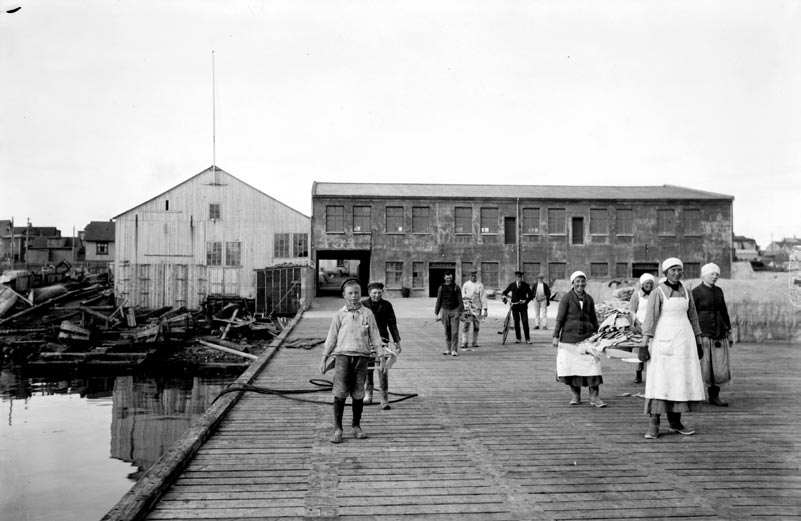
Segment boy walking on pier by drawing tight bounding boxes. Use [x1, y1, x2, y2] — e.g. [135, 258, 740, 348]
[320, 279, 382, 444]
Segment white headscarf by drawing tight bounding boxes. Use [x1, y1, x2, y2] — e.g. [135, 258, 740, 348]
[661, 257, 683, 273]
[701, 263, 720, 277]
[639, 273, 655, 285]
[569, 271, 587, 283]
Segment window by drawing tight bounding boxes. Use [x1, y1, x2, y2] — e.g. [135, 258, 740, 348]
[325, 205, 344, 233]
[549, 262, 566, 281]
[386, 206, 404, 233]
[615, 262, 628, 278]
[684, 262, 701, 278]
[412, 207, 430, 234]
[385, 262, 403, 288]
[454, 207, 472, 234]
[657, 209, 675, 236]
[225, 242, 241, 266]
[616, 208, 633, 235]
[461, 262, 473, 284]
[571, 217, 584, 245]
[683, 209, 701, 235]
[590, 209, 608, 235]
[480, 207, 499, 234]
[548, 208, 565, 235]
[480, 262, 499, 288]
[353, 206, 371, 233]
[590, 262, 608, 278]
[209, 203, 221, 220]
[523, 262, 541, 283]
[504, 217, 516, 244]
[274, 233, 290, 257]
[206, 241, 222, 266]
[522, 208, 540, 234]
[96, 242, 108, 255]
[293, 233, 308, 257]
[412, 262, 425, 289]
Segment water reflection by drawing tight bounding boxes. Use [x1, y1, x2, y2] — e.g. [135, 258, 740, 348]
[0, 369, 234, 521]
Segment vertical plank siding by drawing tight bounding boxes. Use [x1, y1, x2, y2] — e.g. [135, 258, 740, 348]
[114, 168, 310, 309]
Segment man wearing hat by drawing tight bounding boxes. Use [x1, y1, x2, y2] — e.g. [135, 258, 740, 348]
[531, 272, 552, 330]
[502, 270, 534, 344]
[461, 267, 488, 349]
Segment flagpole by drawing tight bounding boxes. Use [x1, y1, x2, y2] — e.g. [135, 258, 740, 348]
[212, 49, 217, 184]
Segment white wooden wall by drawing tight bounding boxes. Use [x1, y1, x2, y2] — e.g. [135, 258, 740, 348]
[114, 168, 310, 309]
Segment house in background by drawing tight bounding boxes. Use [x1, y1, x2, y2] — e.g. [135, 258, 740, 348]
[312, 182, 734, 298]
[733, 235, 759, 261]
[0, 224, 77, 269]
[83, 221, 116, 270]
[26, 233, 82, 266]
[114, 166, 311, 311]
[763, 236, 801, 268]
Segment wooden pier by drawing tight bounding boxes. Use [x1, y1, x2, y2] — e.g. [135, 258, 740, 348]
[106, 297, 801, 521]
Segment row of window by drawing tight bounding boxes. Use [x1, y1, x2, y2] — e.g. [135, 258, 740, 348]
[326, 205, 702, 236]
[274, 233, 309, 258]
[383, 261, 703, 289]
[206, 234, 308, 266]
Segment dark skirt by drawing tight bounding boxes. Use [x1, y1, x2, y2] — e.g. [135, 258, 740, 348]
[644, 398, 703, 415]
[558, 375, 603, 387]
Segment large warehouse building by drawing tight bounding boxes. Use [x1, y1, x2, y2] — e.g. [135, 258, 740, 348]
[311, 182, 733, 298]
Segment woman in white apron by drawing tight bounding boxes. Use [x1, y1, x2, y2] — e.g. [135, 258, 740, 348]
[552, 271, 604, 407]
[629, 273, 656, 383]
[639, 258, 705, 439]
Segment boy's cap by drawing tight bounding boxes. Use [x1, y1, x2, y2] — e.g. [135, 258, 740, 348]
[340, 278, 362, 292]
[367, 281, 384, 291]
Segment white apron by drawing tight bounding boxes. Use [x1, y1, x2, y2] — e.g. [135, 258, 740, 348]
[556, 343, 603, 377]
[644, 287, 706, 402]
[635, 292, 649, 324]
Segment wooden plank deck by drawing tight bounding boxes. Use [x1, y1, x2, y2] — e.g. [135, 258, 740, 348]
[143, 297, 801, 521]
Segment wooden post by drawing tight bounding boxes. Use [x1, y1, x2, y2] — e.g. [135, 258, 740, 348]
[220, 309, 238, 340]
[197, 339, 257, 360]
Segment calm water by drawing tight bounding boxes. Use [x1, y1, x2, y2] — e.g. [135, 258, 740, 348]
[0, 370, 234, 521]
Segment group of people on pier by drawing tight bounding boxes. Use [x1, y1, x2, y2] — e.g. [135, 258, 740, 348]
[319, 256, 733, 443]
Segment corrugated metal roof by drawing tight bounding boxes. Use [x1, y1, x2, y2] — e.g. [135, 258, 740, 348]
[84, 221, 115, 242]
[312, 182, 733, 201]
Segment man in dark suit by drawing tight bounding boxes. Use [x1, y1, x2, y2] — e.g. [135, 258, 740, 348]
[502, 270, 534, 344]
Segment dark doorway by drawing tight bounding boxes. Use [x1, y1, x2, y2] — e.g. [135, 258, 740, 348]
[504, 217, 516, 245]
[316, 250, 371, 296]
[428, 262, 456, 297]
[571, 217, 584, 245]
[632, 262, 659, 278]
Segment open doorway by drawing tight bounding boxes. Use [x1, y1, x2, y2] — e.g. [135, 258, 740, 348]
[428, 262, 456, 297]
[316, 250, 371, 296]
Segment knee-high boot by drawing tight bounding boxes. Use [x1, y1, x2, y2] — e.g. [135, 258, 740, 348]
[570, 385, 581, 405]
[589, 386, 606, 408]
[708, 385, 728, 407]
[645, 414, 660, 439]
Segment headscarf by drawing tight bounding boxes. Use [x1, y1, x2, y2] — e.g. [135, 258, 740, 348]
[639, 273, 655, 285]
[661, 257, 683, 273]
[569, 271, 587, 283]
[701, 263, 720, 278]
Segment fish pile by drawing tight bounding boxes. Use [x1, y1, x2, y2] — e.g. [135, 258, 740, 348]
[577, 309, 644, 358]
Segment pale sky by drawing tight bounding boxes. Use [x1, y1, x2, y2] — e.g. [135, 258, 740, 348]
[2, 0, 799, 249]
